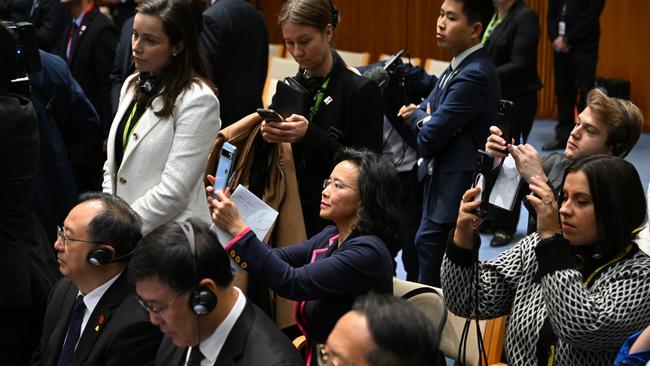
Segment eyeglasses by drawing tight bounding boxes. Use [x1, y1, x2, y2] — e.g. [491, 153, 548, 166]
[57, 225, 106, 247]
[322, 179, 356, 191]
[135, 293, 182, 314]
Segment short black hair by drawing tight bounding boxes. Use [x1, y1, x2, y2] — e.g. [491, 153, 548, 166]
[453, 0, 493, 31]
[352, 293, 440, 366]
[79, 192, 143, 258]
[128, 219, 234, 293]
[0, 22, 16, 84]
[335, 148, 402, 256]
[562, 155, 647, 258]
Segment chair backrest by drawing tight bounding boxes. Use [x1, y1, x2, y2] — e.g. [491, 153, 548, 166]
[379, 53, 421, 67]
[262, 56, 299, 107]
[336, 49, 371, 67]
[393, 278, 507, 366]
[424, 58, 450, 77]
[269, 43, 285, 58]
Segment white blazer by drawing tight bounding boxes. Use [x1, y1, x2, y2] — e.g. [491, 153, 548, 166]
[103, 74, 221, 235]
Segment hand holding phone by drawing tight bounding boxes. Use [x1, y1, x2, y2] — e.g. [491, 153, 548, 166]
[257, 108, 284, 122]
[495, 100, 515, 151]
[213, 142, 237, 194]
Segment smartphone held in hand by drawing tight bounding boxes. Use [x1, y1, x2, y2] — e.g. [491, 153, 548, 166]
[256, 108, 284, 122]
[213, 142, 237, 193]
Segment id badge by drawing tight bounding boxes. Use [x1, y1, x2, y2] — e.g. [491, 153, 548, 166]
[558, 21, 566, 36]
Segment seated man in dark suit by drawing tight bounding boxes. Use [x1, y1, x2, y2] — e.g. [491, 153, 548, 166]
[129, 220, 303, 366]
[398, 0, 500, 286]
[322, 293, 439, 366]
[32, 192, 162, 366]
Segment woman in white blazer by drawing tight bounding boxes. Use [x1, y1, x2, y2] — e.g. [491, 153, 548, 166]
[103, 0, 220, 235]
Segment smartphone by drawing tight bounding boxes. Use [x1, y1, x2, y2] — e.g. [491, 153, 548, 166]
[495, 100, 516, 150]
[213, 142, 237, 193]
[256, 108, 284, 122]
[471, 150, 493, 218]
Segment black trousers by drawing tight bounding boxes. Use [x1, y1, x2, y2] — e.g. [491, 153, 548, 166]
[398, 167, 422, 282]
[0, 302, 46, 366]
[490, 90, 538, 234]
[553, 49, 598, 141]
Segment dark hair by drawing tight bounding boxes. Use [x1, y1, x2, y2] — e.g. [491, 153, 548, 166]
[0, 22, 15, 84]
[128, 219, 234, 293]
[352, 293, 439, 366]
[79, 192, 143, 257]
[129, 0, 212, 118]
[453, 0, 493, 31]
[335, 148, 402, 256]
[278, 0, 340, 30]
[562, 155, 647, 258]
[586, 88, 643, 157]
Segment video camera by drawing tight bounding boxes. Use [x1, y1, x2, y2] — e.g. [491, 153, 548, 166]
[2, 21, 41, 95]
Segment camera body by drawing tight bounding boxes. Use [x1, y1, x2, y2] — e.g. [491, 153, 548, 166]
[2, 21, 41, 95]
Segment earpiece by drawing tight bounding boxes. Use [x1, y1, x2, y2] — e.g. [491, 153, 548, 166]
[87, 248, 113, 266]
[177, 221, 217, 316]
[138, 72, 158, 95]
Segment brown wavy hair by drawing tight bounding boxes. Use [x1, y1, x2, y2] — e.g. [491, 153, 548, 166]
[128, 0, 214, 118]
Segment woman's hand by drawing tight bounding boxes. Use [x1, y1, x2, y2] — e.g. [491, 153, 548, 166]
[205, 175, 247, 237]
[453, 187, 484, 249]
[508, 143, 548, 184]
[260, 114, 309, 144]
[527, 176, 561, 240]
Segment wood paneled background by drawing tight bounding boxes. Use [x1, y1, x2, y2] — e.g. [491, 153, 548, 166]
[257, 0, 650, 131]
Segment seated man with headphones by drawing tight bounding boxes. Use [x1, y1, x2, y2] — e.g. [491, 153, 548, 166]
[129, 220, 303, 366]
[32, 192, 162, 366]
[485, 87, 644, 233]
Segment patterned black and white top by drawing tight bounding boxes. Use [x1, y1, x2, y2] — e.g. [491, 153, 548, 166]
[442, 232, 650, 365]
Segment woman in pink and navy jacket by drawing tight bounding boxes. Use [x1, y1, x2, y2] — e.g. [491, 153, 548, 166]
[208, 148, 399, 366]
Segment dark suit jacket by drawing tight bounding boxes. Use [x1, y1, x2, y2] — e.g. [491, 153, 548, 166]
[485, 0, 542, 100]
[30, 0, 68, 52]
[110, 15, 134, 118]
[547, 0, 605, 51]
[55, 5, 118, 136]
[32, 272, 162, 366]
[200, 0, 268, 127]
[0, 87, 59, 308]
[227, 225, 393, 365]
[274, 50, 383, 236]
[154, 300, 303, 366]
[410, 47, 500, 223]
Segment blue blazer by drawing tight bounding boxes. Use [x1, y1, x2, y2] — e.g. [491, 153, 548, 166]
[410, 47, 500, 223]
[226, 225, 393, 366]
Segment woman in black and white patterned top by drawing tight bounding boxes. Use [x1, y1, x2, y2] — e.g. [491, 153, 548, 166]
[442, 155, 650, 365]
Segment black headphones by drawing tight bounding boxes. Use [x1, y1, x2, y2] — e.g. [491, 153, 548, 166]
[177, 221, 218, 316]
[137, 71, 158, 95]
[87, 246, 134, 266]
[611, 100, 632, 158]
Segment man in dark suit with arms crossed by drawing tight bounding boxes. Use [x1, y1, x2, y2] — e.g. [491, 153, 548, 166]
[398, 0, 500, 286]
[32, 192, 162, 366]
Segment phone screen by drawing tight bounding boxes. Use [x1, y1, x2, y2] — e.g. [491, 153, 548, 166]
[213, 142, 237, 192]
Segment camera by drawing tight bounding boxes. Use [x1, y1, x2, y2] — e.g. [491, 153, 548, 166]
[2, 21, 41, 95]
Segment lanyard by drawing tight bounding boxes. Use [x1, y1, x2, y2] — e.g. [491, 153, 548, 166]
[310, 75, 331, 119]
[546, 242, 634, 365]
[482, 12, 506, 44]
[122, 103, 143, 150]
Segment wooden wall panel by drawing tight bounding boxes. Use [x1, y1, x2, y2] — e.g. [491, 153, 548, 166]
[258, 0, 650, 130]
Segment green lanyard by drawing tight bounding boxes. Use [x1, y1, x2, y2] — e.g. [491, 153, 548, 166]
[122, 103, 143, 150]
[482, 12, 506, 44]
[310, 75, 331, 118]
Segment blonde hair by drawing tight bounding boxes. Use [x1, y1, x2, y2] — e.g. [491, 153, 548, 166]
[278, 0, 339, 31]
[587, 88, 644, 157]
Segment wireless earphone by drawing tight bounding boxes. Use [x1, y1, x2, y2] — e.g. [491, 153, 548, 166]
[177, 221, 217, 316]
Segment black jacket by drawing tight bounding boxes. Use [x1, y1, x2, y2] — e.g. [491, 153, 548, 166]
[547, 0, 605, 51]
[32, 273, 162, 366]
[200, 0, 269, 127]
[155, 299, 303, 366]
[485, 0, 542, 99]
[55, 5, 118, 136]
[30, 0, 68, 52]
[273, 50, 383, 236]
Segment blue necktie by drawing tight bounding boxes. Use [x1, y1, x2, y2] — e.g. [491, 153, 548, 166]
[57, 295, 86, 366]
[187, 346, 204, 366]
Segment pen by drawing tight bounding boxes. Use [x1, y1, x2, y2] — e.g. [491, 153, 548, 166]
[519, 132, 524, 145]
